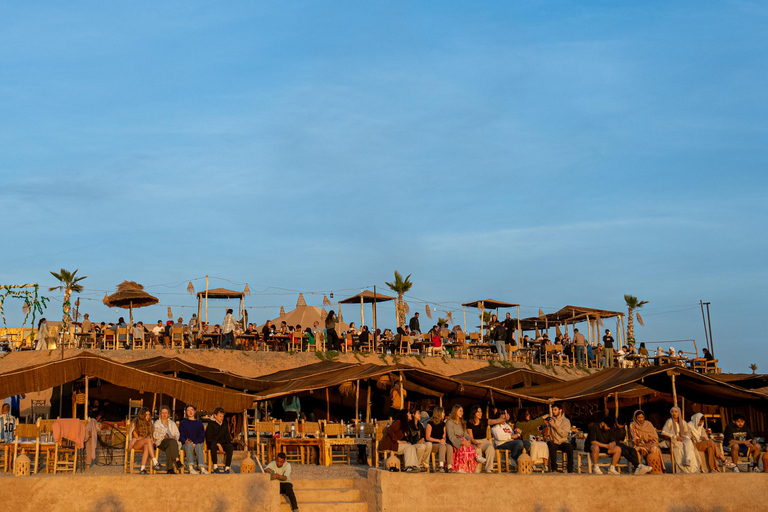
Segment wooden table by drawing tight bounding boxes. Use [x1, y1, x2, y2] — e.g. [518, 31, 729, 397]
[274, 437, 324, 465]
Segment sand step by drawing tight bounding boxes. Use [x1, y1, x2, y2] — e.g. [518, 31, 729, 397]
[279, 501, 367, 512]
[293, 488, 360, 502]
[291, 478, 355, 489]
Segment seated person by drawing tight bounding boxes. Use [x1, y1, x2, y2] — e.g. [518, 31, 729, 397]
[613, 415, 652, 475]
[638, 343, 649, 358]
[546, 403, 574, 473]
[724, 413, 762, 468]
[514, 408, 550, 467]
[262, 321, 274, 342]
[204, 407, 234, 474]
[379, 409, 420, 472]
[130, 407, 160, 474]
[491, 409, 524, 462]
[153, 405, 182, 474]
[702, 348, 714, 361]
[0, 403, 17, 443]
[586, 416, 622, 475]
[179, 404, 208, 474]
[404, 407, 433, 471]
[467, 405, 499, 473]
[357, 326, 370, 350]
[662, 406, 701, 473]
[426, 407, 453, 472]
[347, 322, 358, 336]
[630, 410, 663, 473]
[689, 412, 727, 472]
[266, 452, 299, 512]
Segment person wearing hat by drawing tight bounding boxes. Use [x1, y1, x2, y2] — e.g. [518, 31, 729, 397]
[602, 329, 615, 367]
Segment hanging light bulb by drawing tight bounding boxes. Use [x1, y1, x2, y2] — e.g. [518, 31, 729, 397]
[330, 292, 334, 299]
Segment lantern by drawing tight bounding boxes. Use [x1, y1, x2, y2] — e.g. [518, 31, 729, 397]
[517, 448, 532, 474]
[14, 449, 31, 477]
[240, 451, 256, 474]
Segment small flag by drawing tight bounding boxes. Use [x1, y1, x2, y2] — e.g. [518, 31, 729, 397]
[187, 282, 195, 296]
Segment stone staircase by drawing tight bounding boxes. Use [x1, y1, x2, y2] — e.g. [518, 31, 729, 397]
[280, 478, 367, 512]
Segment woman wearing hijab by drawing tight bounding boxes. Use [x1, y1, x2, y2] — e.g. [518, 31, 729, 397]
[630, 410, 664, 473]
[35, 318, 49, 350]
[662, 406, 701, 473]
[688, 412, 727, 472]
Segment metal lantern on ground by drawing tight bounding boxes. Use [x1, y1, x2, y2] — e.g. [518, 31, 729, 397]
[517, 448, 532, 474]
[240, 452, 256, 474]
[14, 449, 30, 477]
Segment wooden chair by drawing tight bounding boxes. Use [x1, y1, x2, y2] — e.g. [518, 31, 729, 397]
[52, 434, 78, 474]
[397, 335, 411, 355]
[31, 399, 50, 422]
[103, 329, 116, 349]
[322, 421, 350, 465]
[252, 420, 277, 464]
[170, 327, 184, 349]
[132, 329, 147, 350]
[124, 425, 155, 474]
[13, 423, 41, 474]
[38, 419, 57, 473]
[291, 332, 304, 352]
[127, 399, 143, 422]
[0, 441, 10, 473]
[115, 327, 129, 349]
[82, 332, 97, 349]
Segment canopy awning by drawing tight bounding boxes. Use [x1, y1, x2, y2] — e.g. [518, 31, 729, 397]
[196, 288, 245, 299]
[461, 299, 519, 309]
[0, 353, 256, 412]
[338, 290, 396, 304]
[451, 367, 564, 389]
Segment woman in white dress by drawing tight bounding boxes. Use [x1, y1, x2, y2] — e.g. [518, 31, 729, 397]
[35, 318, 49, 350]
[662, 406, 701, 473]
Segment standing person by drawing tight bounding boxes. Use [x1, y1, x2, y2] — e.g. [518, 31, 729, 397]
[662, 406, 701, 473]
[724, 413, 763, 469]
[379, 409, 420, 472]
[188, 314, 199, 347]
[426, 407, 452, 472]
[0, 403, 17, 443]
[153, 405, 182, 474]
[586, 416, 622, 475]
[573, 328, 586, 366]
[130, 408, 160, 474]
[491, 321, 507, 362]
[325, 311, 340, 351]
[408, 312, 420, 334]
[35, 318, 49, 350]
[80, 313, 92, 333]
[445, 405, 480, 473]
[491, 410, 524, 462]
[602, 329, 615, 367]
[220, 309, 236, 349]
[205, 407, 234, 473]
[266, 452, 300, 512]
[546, 403, 574, 473]
[466, 405, 498, 473]
[179, 404, 208, 474]
[502, 312, 517, 346]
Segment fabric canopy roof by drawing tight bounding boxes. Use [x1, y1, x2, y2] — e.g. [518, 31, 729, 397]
[253, 363, 551, 404]
[523, 364, 768, 406]
[0, 353, 257, 412]
[196, 287, 245, 299]
[461, 299, 519, 309]
[451, 367, 563, 389]
[338, 290, 395, 304]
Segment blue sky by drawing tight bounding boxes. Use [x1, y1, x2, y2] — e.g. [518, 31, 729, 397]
[1, 2, 766, 372]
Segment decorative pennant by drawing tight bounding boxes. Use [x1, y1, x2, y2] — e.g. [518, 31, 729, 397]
[425, 304, 432, 319]
[187, 282, 195, 296]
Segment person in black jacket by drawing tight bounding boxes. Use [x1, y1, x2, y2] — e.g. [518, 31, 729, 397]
[205, 407, 234, 473]
[408, 312, 420, 333]
[724, 414, 762, 467]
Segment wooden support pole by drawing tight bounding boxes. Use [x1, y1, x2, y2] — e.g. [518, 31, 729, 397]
[355, 379, 360, 422]
[243, 409, 249, 449]
[517, 306, 521, 345]
[326, 388, 330, 421]
[204, 275, 209, 324]
[171, 372, 177, 415]
[84, 375, 89, 421]
[614, 392, 619, 419]
[152, 393, 157, 416]
[366, 381, 371, 423]
[671, 373, 678, 408]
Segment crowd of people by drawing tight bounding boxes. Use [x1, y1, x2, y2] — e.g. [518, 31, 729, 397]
[379, 402, 765, 474]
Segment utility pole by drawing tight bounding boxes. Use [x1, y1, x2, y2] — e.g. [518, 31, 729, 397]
[700, 300, 710, 353]
[704, 302, 714, 356]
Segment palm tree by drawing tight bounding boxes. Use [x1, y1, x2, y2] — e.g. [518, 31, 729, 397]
[624, 294, 649, 344]
[385, 271, 413, 328]
[49, 268, 87, 340]
[749, 363, 758, 375]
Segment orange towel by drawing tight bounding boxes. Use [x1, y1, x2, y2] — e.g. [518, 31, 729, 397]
[53, 418, 86, 449]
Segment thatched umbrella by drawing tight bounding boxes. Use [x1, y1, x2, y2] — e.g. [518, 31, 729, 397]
[103, 281, 159, 338]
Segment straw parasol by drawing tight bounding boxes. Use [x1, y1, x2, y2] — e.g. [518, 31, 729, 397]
[103, 281, 159, 331]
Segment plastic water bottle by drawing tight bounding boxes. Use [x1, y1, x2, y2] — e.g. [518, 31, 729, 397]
[290, 423, 296, 438]
[359, 421, 365, 438]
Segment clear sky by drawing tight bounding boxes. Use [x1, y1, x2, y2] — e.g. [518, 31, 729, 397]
[1, 2, 766, 372]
